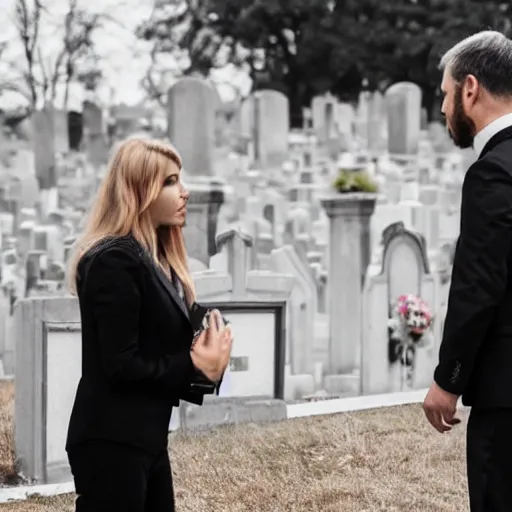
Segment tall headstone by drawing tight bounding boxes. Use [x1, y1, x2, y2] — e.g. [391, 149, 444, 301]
[247, 90, 289, 168]
[167, 77, 218, 177]
[167, 77, 224, 265]
[312, 94, 338, 144]
[53, 108, 69, 154]
[385, 82, 422, 155]
[82, 100, 107, 166]
[32, 107, 56, 190]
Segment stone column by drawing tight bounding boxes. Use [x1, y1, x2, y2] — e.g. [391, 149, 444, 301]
[321, 193, 376, 380]
[183, 179, 224, 267]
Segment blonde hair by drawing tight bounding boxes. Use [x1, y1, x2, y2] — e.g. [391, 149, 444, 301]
[66, 138, 196, 305]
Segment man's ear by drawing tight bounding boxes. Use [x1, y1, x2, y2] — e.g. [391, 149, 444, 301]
[463, 74, 479, 108]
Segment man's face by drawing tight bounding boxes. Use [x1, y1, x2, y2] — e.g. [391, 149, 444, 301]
[440, 68, 476, 149]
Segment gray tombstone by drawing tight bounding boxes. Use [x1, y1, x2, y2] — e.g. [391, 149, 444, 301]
[167, 77, 218, 177]
[300, 171, 313, 184]
[53, 108, 69, 154]
[385, 82, 422, 155]
[246, 90, 289, 168]
[263, 204, 275, 226]
[32, 108, 57, 190]
[82, 101, 107, 165]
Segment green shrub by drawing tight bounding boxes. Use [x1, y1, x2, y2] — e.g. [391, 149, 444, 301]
[333, 169, 378, 193]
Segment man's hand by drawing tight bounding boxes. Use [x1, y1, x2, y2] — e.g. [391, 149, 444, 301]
[423, 381, 461, 433]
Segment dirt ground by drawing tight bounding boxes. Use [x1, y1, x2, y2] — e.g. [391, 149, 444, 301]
[0, 380, 469, 511]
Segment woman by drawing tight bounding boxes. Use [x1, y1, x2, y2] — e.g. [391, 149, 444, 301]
[65, 138, 232, 512]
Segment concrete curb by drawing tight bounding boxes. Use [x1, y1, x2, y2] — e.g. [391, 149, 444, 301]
[0, 389, 429, 503]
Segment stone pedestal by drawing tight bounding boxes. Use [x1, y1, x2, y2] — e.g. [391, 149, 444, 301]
[183, 179, 224, 266]
[321, 193, 376, 377]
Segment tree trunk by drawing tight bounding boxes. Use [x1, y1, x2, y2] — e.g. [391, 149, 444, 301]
[421, 85, 439, 123]
[285, 68, 305, 129]
[288, 87, 303, 129]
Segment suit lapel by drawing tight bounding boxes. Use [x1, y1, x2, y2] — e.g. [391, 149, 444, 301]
[479, 125, 512, 159]
[153, 263, 191, 321]
[127, 235, 191, 323]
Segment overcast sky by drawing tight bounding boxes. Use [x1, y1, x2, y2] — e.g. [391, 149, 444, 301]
[0, 0, 251, 109]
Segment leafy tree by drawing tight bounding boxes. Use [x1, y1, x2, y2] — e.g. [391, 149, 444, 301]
[350, 0, 512, 120]
[204, 0, 367, 126]
[137, 0, 512, 124]
[136, 0, 230, 106]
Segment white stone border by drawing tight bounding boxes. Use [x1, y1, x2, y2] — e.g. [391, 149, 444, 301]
[0, 481, 75, 503]
[0, 388, 429, 504]
[287, 388, 428, 419]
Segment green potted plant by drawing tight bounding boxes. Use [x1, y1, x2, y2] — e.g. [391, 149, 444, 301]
[333, 169, 378, 194]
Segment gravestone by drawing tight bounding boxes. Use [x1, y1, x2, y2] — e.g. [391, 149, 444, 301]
[385, 82, 422, 155]
[248, 90, 290, 168]
[270, 245, 316, 376]
[15, 297, 81, 483]
[262, 203, 278, 245]
[53, 108, 69, 154]
[176, 226, 295, 428]
[263, 204, 275, 228]
[361, 222, 437, 394]
[82, 101, 108, 166]
[300, 170, 314, 184]
[312, 94, 338, 144]
[167, 77, 217, 177]
[167, 77, 225, 265]
[32, 108, 56, 190]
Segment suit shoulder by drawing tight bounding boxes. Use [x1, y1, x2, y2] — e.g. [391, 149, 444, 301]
[466, 149, 512, 187]
[475, 139, 512, 177]
[79, 236, 146, 280]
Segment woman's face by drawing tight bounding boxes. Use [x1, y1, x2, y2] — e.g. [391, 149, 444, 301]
[148, 160, 189, 228]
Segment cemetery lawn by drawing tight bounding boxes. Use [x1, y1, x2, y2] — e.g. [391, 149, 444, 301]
[0, 381, 469, 512]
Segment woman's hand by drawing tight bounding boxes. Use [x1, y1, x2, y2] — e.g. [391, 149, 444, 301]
[190, 310, 233, 382]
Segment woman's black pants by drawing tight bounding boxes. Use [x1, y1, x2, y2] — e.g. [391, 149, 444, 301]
[67, 440, 175, 512]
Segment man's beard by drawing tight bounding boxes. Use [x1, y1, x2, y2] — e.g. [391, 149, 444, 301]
[447, 86, 476, 149]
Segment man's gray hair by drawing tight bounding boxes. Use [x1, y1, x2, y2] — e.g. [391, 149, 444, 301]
[439, 30, 512, 97]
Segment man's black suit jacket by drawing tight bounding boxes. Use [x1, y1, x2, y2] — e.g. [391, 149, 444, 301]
[434, 125, 512, 408]
[66, 235, 205, 454]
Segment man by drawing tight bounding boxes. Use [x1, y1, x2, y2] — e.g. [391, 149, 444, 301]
[423, 30, 512, 511]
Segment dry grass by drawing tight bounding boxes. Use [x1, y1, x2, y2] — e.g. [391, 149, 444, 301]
[0, 380, 18, 486]
[0, 380, 469, 511]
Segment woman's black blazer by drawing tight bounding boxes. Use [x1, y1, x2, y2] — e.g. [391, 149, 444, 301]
[65, 234, 205, 454]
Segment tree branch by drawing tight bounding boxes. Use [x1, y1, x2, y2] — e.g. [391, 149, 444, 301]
[37, 46, 49, 103]
[50, 48, 67, 101]
[13, 0, 42, 107]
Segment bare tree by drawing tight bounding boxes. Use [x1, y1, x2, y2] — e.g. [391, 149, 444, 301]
[7, 0, 104, 111]
[13, 0, 43, 107]
[55, 0, 102, 108]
